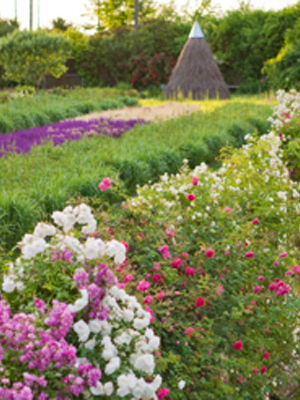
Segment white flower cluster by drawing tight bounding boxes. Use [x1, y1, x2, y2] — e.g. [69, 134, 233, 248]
[128, 130, 300, 239]
[2, 204, 127, 294]
[52, 203, 97, 234]
[268, 89, 300, 131]
[72, 286, 162, 399]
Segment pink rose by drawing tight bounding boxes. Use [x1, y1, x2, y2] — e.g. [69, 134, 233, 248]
[184, 327, 194, 337]
[158, 388, 170, 399]
[245, 252, 254, 258]
[156, 290, 165, 301]
[233, 341, 243, 351]
[124, 274, 133, 283]
[98, 177, 111, 192]
[252, 218, 259, 225]
[143, 295, 153, 305]
[171, 257, 182, 269]
[186, 267, 195, 276]
[254, 286, 262, 294]
[187, 193, 195, 202]
[137, 281, 150, 292]
[205, 249, 215, 258]
[192, 176, 199, 186]
[153, 274, 162, 283]
[146, 306, 155, 322]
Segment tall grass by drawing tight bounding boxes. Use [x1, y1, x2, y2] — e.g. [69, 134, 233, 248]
[1, 96, 273, 250]
[0, 88, 139, 134]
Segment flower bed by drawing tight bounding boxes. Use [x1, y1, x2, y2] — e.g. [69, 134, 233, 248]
[1, 204, 164, 399]
[0, 118, 146, 157]
[87, 131, 300, 399]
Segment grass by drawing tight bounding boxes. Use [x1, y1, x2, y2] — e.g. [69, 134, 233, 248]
[1, 95, 273, 251]
[0, 87, 139, 134]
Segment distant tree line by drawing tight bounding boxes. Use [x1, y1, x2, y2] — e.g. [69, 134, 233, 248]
[0, 0, 300, 91]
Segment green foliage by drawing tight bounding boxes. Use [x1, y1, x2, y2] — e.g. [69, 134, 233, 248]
[0, 87, 139, 133]
[0, 18, 19, 38]
[75, 20, 190, 87]
[0, 96, 272, 250]
[50, 17, 72, 32]
[85, 0, 157, 30]
[208, 5, 299, 86]
[0, 29, 72, 88]
[263, 42, 300, 90]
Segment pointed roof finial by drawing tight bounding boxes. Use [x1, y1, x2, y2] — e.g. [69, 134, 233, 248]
[189, 21, 205, 38]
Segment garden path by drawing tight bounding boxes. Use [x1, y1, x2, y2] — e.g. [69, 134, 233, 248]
[71, 102, 200, 122]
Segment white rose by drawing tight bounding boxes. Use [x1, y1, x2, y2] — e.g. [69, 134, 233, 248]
[102, 344, 118, 361]
[105, 356, 121, 375]
[91, 381, 114, 396]
[133, 353, 155, 375]
[81, 218, 97, 235]
[73, 203, 91, 216]
[22, 238, 46, 259]
[89, 319, 112, 335]
[117, 372, 137, 397]
[85, 337, 96, 350]
[114, 331, 132, 346]
[82, 238, 105, 260]
[2, 276, 16, 293]
[123, 309, 134, 322]
[106, 240, 126, 264]
[51, 211, 66, 227]
[33, 222, 56, 238]
[73, 320, 90, 342]
[68, 289, 89, 313]
[15, 281, 25, 292]
[63, 213, 76, 233]
[178, 380, 186, 390]
[133, 315, 150, 330]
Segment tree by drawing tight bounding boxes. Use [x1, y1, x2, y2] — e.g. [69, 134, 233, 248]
[84, 0, 157, 30]
[51, 17, 73, 32]
[0, 17, 19, 38]
[0, 29, 71, 88]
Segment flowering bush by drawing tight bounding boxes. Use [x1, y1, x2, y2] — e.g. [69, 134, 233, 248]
[0, 203, 163, 399]
[89, 132, 300, 399]
[268, 89, 300, 181]
[126, 52, 175, 89]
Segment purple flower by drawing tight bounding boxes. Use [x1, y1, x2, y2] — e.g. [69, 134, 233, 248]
[0, 118, 147, 157]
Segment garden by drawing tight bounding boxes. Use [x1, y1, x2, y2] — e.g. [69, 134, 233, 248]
[1, 1, 300, 399]
[1, 85, 300, 399]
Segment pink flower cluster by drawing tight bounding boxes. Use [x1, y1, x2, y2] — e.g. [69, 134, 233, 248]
[73, 262, 116, 320]
[269, 279, 291, 296]
[0, 261, 118, 398]
[98, 177, 112, 192]
[0, 297, 98, 399]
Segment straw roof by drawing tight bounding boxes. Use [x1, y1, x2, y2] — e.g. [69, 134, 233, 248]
[164, 21, 230, 100]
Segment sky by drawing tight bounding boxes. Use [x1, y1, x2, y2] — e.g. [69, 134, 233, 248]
[0, 0, 298, 32]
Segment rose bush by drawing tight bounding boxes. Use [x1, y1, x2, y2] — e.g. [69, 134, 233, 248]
[268, 89, 300, 181]
[126, 52, 175, 89]
[86, 131, 300, 399]
[0, 204, 163, 399]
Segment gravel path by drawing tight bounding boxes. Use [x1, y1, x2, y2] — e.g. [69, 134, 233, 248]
[72, 102, 201, 122]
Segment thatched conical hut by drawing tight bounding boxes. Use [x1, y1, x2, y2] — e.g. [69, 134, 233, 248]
[164, 21, 230, 100]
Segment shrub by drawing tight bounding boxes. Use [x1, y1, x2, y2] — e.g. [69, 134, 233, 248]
[0, 203, 164, 399]
[88, 132, 300, 399]
[127, 52, 176, 89]
[0, 29, 72, 89]
[267, 88, 300, 181]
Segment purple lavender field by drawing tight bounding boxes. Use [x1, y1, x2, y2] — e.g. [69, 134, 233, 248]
[0, 118, 146, 157]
